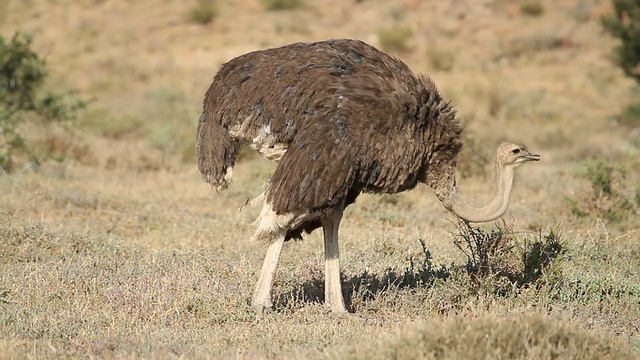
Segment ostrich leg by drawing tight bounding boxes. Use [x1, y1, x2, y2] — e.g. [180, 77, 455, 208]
[251, 234, 285, 314]
[321, 207, 348, 314]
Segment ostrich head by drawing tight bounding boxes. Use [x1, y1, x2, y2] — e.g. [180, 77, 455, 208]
[445, 142, 540, 223]
[496, 142, 540, 168]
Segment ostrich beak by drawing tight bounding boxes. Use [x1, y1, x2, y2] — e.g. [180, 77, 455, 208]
[521, 151, 540, 162]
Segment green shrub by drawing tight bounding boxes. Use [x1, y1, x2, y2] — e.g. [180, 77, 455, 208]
[0, 32, 84, 172]
[619, 100, 640, 127]
[520, 0, 544, 16]
[567, 159, 639, 225]
[0, 34, 46, 113]
[602, 0, 640, 84]
[585, 160, 614, 196]
[377, 26, 414, 53]
[186, 0, 219, 25]
[602, 0, 640, 148]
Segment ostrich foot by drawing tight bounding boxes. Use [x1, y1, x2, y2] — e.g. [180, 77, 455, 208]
[251, 302, 273, 316]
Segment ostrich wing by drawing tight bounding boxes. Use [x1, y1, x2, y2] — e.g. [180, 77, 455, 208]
[267, 112, 360, 215]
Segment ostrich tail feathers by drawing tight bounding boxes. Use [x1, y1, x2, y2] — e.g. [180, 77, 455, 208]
[196, 112, 240, 191]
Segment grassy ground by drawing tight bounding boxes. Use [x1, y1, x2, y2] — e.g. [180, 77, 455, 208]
[1, 0, 640, 358]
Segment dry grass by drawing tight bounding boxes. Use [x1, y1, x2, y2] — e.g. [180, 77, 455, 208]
[1, 157, 638, 358]
[1, 0, 640, 358]
[335, 314, 634, 360]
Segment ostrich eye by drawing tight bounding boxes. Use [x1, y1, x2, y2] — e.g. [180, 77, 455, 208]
[512, 148, 521, 154]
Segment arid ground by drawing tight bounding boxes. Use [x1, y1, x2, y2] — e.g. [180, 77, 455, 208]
[1, 0, 639, 358]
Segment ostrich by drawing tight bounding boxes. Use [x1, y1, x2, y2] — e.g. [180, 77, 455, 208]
[196, 39, 540, 315]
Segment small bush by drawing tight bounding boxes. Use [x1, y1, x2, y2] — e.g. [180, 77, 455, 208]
[567, 159, 639, 225]
[453, 220, 565, 294]
[585, 160, 614, 195]
[521, 228, 565, 285]
[0, 34, 46, 112]
[377, 26, 414, 53]
[454, 220, 519, 282]
[185, 0, 219, 25]
[261, 0, 304, 11]
[520, 0, 544, 16]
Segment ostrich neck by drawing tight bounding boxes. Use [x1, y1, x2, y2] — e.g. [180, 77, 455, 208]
[448, 165, 515, 223]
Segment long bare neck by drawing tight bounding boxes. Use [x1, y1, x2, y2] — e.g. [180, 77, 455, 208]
[447, 164, 515, 223]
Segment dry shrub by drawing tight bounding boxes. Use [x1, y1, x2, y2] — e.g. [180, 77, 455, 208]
[453, 220, 565, 295]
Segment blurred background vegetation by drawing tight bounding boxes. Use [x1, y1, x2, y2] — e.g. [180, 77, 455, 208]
[1, 0, 639, 173]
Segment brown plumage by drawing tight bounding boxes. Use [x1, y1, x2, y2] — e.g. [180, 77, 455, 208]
[197, 39, 462, 240]
[196, 39, 539, 314]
